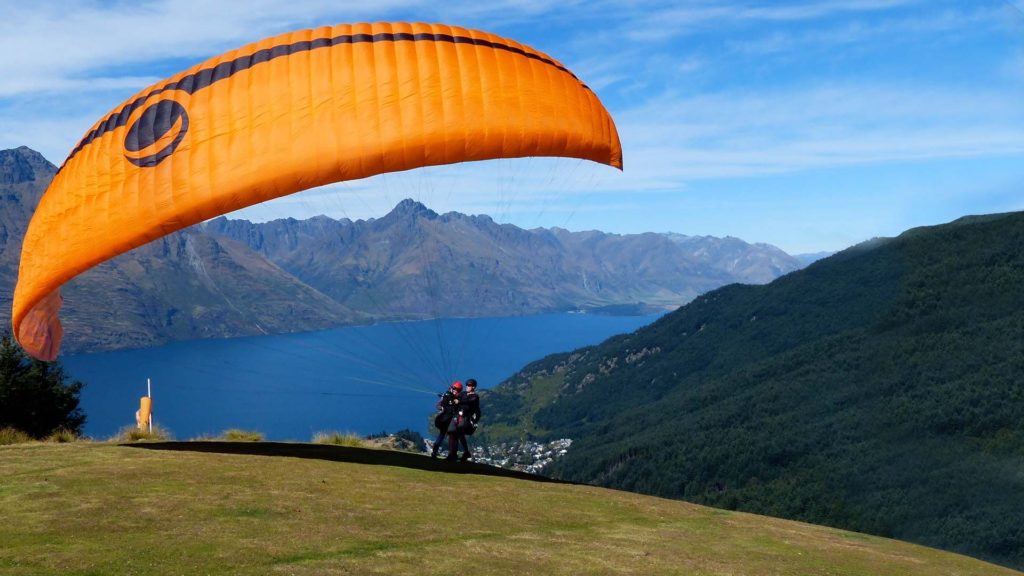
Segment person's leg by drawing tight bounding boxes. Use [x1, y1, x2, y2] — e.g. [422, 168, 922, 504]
[446, 432, 459, 459]
[431, 429, 446, 457]
[459, 434, 470, 460]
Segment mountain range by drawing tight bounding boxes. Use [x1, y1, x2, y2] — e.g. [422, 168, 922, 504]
[481, 210, 1024, 569]
[1, 146, 803, 354]
[203, 201, 801, 320]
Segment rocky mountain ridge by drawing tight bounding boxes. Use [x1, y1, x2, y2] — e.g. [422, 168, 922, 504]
[204, 200, 803, 320]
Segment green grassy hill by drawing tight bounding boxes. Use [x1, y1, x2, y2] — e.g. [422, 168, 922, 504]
[1, 442, 1018, 576]
[482, 211, 1024, 569]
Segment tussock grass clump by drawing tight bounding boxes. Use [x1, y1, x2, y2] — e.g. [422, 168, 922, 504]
[45, 428, 80, 443]
[312, 431, 366, 447]
[112, 424, 171, 443]
[220, 429, 264, 442]
[0, 426, 33, 445]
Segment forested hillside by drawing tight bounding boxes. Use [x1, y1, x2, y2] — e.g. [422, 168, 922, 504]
[483, 211, 1024, 569]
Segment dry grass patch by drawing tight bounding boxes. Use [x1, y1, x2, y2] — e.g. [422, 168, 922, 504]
[44, 428, 80, 443]
[312, 431, 366, 447]
[219, 429, 264, 442]
[0, 426, 32, 445]
[111, 424, 172, 442]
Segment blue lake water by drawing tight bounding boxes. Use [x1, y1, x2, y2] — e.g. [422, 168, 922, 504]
[64, 313, 659, 441]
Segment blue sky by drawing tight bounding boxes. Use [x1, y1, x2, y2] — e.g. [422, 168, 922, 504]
[1, 1, 1021, 253]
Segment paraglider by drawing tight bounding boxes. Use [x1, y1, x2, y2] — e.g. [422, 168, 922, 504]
[12, 22, 622, 361]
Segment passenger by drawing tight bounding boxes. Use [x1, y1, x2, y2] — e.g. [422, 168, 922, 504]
[430, 381, 462, 458]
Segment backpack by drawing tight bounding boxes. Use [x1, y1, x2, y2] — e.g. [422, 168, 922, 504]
[434, 412, 451, 431]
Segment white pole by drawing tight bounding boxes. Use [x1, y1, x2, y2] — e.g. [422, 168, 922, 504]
[147, 378, 152, 432]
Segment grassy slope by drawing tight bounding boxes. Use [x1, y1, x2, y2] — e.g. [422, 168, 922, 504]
[1, 443, 1018, 576]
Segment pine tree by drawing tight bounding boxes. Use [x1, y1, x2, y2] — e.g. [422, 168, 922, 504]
[0, 333, 85, 437]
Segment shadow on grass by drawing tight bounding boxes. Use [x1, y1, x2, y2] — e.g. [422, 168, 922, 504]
[122, 441, 570, 484]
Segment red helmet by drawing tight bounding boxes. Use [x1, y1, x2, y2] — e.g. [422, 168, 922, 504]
[452, 381, 463, 391]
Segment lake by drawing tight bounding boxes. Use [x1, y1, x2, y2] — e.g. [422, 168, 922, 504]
[64, 312, 660, 441]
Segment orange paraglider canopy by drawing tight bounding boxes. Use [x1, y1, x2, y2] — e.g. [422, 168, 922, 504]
[12, 22, 622, 361]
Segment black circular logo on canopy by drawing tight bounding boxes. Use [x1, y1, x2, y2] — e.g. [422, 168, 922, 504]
[123, 100, 189, 167]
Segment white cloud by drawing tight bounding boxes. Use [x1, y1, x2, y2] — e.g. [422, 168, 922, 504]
[726, 6, 1008, 55]
[613, 83, 1024, 181]
[0, 0, 426, 97]
[619, 0, 925, 42]
[0, 75, 163, 99]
